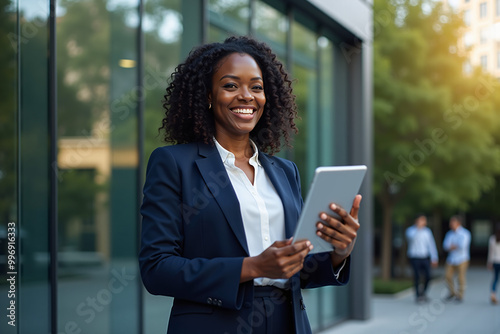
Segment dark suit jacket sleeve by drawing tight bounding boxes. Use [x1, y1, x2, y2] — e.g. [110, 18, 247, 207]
[300, 253, 351, 288]
[139, 147, 247, 310]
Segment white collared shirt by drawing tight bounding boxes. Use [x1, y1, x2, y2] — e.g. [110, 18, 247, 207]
[214, 139, 288, 288]
[488, 235, 500, 264]
[443, 226, 471, 265]
[406, 225, 439, 262]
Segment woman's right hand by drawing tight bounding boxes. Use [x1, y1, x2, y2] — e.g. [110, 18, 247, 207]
[240, 238, 313, 282]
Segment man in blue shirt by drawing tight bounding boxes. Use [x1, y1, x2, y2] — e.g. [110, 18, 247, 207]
[406, 214, 439, 303]
[443, 215, 471, 303]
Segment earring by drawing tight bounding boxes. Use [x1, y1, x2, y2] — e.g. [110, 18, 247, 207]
[208, 103, 211, 109]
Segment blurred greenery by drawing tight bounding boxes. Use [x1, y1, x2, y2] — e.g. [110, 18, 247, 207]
[373, 278, 413, 295]
[57, 0, 111, 137]
[58, 169, 104, 251]
[374, 0, 500, 280]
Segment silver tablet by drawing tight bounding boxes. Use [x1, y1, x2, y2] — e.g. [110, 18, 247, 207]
[292, 165, 367, 254]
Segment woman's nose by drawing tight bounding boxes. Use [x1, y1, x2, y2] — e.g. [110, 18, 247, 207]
[238, 88, 254, 101]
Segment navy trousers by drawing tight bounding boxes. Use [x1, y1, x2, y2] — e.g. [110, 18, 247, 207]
[251, 286, 295, 334]
[409, 257, 431, 298]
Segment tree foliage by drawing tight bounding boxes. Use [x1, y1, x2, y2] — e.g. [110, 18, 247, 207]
[373, 0, 500, 279]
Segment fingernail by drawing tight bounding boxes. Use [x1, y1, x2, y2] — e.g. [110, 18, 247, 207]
[316, 231, 321, 236]
[306, 241, 311, 247]
[331, 203, 337, 210]
[320, 213, 327, 220]
[317, 223, 323, 229]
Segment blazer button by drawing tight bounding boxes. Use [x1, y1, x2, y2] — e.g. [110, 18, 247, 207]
[217, 300, 222, 306]
[207, 297, 212, 305]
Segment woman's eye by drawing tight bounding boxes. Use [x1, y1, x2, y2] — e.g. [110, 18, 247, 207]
[252, 85, 264, 90]
[223, 83, 237, 89]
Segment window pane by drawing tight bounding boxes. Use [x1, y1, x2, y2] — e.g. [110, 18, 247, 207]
[18, 0, 52, 331]
[142, 0, 183, 332]
[291, 16, 318, 188]
[57, 0, 140, 332]
[480, 2, 487, 18]
[481, 54, 488, 70]
[318, 36, 336, 166]
[464, 9, 471, 26]
[0, 1, 20, 333]
[252, 0, 289, 149]
[208, 0, 249, 39]
[254, 0, 288, 55]
[480, 28, 488, 44]
[321, 284, 350, 326]
[290, 15, 321, 332]
[332, 44, 350, 165]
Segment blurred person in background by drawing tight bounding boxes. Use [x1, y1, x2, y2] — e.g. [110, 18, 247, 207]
[443, 215, 471, 303]
[405, 213, 439, 303]
[487, 223, 500, 305]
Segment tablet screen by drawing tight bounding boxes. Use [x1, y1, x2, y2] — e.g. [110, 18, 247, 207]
[292, 165, 367, 254]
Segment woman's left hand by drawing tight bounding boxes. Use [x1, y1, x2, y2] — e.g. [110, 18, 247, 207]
[316, 194, 362, 268]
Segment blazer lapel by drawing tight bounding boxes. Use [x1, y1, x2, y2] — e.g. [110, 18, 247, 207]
[195, 143, 250, 255]
[259, 154, 298, 238]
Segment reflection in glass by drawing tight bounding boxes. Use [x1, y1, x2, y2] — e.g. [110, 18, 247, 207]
[318, 36, 336, 167]
[57, 0, 140, 331]
[291, 17, 318, 188]
[0, 0, 18, 331]
[320, 284, 349, 327]
[253, 1, 288, 70]
[208, 0, 249, 42]
[0, 0, 17, 227]
[16, 0, 54, 329]
[254, 1, 287, 44]
[142, 0, 182, 332]
[143, 0, 182, 163]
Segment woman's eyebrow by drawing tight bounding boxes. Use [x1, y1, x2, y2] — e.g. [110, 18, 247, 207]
[220, 74, 263, 81]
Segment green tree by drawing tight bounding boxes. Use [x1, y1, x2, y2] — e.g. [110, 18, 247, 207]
[374, 0, 500, 280]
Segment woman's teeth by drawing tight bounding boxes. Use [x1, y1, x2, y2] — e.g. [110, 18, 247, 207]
[232, 108, 254, 114]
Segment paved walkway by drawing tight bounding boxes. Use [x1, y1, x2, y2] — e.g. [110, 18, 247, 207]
[319, 266, 500, 334]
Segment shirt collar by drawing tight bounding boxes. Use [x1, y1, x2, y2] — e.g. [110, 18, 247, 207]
[213, 138, 261, 167]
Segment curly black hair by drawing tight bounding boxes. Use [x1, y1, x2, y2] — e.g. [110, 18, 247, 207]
[160, 36, 298, 155]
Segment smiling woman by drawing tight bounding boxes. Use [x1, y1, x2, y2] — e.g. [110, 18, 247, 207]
[140, 36, 362, 334]
[4, 0, 373, 330]
[159, 36, 299, 155]
[210, 53, 266, 148]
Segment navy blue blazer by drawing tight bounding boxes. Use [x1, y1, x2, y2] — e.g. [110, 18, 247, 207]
[139, 142, 350, 334]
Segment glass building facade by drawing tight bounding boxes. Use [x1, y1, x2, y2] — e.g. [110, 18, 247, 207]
[0, 0, 373, 333]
